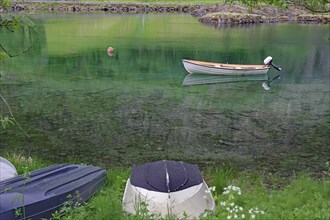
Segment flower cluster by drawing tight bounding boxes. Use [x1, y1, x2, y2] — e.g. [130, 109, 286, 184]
[219, 185, 265, 220]
[248, 208, 265, 219]
[223, 185, 242, 195]
[220, 201, 245, 219]
[205, 186, 216, 194]
[12, 153, 33, 165]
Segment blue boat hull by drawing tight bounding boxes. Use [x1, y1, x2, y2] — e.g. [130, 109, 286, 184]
[0, 164, 106, 220]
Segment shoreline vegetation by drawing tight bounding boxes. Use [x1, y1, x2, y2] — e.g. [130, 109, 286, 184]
[6, 153, 330, 220]
[5, 1, 330, 24]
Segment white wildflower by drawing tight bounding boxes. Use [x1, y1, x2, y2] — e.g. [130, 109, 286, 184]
[241, 214, 245, 219]
[227, 215, 232, 219]
[251, 214, 256, 219]
[28, 156, 33, 164]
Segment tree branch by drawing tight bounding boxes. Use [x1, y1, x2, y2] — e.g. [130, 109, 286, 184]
[0, 40, 36, 58]
[0, 94, 30, 137]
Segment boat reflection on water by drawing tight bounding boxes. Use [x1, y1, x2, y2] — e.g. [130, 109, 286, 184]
[182, 73, 268, 86]
[181, 56, 282, 87]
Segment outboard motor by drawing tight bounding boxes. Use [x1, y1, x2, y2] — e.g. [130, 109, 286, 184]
[262, 56, 282, 90]
[264, 56, 282, 71]
[264, 56, 273, 65]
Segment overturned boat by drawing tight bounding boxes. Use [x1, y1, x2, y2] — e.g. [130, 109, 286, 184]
[0, 164, 106, 220]
[0, 157, 17, 182]
[122, 160, 215, 219]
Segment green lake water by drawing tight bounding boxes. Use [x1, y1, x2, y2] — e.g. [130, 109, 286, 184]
[1, 13, 329, 174]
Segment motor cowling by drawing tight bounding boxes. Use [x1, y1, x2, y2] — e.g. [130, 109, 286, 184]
[264, 56, 273, 65]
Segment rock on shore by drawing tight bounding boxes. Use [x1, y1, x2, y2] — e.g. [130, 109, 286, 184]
[7, 1, 330, 24]
[193, 3, 329, 24]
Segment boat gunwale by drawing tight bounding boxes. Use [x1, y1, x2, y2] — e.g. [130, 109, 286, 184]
[182, 59, 270, 70]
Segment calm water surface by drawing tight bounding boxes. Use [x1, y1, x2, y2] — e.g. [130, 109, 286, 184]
[1, 13, 329, 174]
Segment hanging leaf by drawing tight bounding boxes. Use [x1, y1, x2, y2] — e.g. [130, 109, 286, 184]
[1, 115, 15, 129]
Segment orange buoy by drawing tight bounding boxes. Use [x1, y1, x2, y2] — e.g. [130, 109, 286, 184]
[107, 47, 114, 56]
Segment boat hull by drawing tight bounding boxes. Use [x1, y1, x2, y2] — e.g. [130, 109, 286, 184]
[0, 157, 17, 182]
[122, 160, 216, 219]
[182, 59, 270, 76]
[122, 180, 215, 219]
[0, 164, 106, 220]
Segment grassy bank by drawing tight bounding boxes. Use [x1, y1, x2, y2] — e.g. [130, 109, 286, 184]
[78, 0, 221, 3]
[4, 153, 330, 220]
[12, 0, 224, 3]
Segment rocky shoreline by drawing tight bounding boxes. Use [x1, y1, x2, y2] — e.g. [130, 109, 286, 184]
[5, 1, 330, 24]
[10, 2, 198, 13]
[194, 3, 330, 24]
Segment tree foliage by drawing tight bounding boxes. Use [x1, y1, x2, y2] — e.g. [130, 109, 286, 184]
[0, 0, 10, 10]
[289, 0, 330, 13]
[0, 13, 36, 57]
[224, 0, 329, 12]
[1, 0, 35, 133]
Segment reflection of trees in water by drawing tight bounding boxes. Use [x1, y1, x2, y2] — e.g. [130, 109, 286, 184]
[1, 14, 40, 134]
[0, 15, 41, 58]
[304, 45, 329, 80]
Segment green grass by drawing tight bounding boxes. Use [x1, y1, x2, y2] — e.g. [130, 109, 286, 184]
[3, 154, 330, 220]
[3, 152, 49, 174]
[77, 0, 225, 3]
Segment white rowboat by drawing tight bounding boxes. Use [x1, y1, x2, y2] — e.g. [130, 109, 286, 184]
[181, 56, 282, 89]
[182, 59, 270, 76]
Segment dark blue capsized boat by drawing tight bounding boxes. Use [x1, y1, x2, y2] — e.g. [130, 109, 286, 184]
[0, 164, 106, 220]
